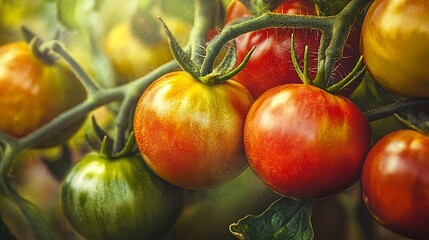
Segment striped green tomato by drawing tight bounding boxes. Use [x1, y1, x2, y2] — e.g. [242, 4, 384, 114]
[60, 153, 184, 240]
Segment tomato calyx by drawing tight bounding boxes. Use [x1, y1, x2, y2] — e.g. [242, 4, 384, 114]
[86, 117, 137, 159]
[290, 33, 365, 94]
[159, 18, 255, 85]
[22, 27, 59, 65]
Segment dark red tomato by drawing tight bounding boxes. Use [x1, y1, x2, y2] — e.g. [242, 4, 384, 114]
[0, 41, 86, 147]
[244, 84, 372, 199]
[228, 0, 361, 98]
[133, 71, 254, 190]
[361, 129, 429, 239]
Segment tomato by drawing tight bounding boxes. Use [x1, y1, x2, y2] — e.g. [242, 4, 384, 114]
[0, 41, 86, 147]
[244, 84, 372, 199]
[133, 71, 254, 189]
[103, 14, 189, 83]
[360, 0, 429, 97]
[61, 153, 184, 240]
[361, 129, 429, 239]
[228, 0, 361, 98]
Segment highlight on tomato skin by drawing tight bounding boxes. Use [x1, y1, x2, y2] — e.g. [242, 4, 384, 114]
[361, 129, 429, 240]
[360, 0, 429, 98]
[243, 84, 372, 199]
[0, 41, 87, 147]
[133, 71, 254, 190]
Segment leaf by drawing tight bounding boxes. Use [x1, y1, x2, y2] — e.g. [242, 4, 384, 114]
[229, 198, 315, 240]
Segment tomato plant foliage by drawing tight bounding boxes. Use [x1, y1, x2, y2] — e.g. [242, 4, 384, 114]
[3, 0, 429, 240]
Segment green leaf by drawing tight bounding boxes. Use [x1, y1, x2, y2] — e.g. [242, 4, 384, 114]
[159, 17, 201, 80]
[229, 198, 315, 240]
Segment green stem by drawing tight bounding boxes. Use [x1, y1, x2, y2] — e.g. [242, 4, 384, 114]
[322, 0, 369, 84]
[365, 98, 429, 122]
[201, 12, 332, 76]
[189, 0, 217, 65]
[51, 42, 101, 93]
[0, 49, 178, 240]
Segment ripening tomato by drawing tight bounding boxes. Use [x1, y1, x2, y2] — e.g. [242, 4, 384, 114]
[61, 153, 184, 240]
[0, 41, 86, 147]
[103, 14, 189, 83]
[244, 84, 372, 199]
[361, 129, 429, 239]
[133, 71, 254, 189]
[228, 0, 361, 98]
[361, 0, 429, 97]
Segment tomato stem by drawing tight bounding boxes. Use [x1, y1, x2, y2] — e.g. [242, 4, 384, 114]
[189, 0, 218, 65]
[365, 98, 429, 122]
[201, 12, 332, 76]
[50, 42, 101, 93]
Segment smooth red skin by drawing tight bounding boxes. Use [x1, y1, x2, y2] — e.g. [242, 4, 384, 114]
[230, 0, 361, 98]
[133, 71, 254, 190]
[244, 84, 372, 199]
[361, 130, 429, 239]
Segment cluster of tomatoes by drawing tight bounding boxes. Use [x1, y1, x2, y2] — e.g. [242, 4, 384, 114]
[1, 0, 428, 239]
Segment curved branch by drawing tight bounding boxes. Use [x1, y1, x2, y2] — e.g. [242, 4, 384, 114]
[201, 12, 333, 76]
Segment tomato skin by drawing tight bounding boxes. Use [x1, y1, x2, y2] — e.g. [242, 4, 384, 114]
[244, 84, 372, 199]
[361, 130, 429, 239]
[61, 153, 184, 240]
[361, 0, 429, 97]
[133, 71, 254, 190]
[0, 41, 86, 147]
[230, 0, 361, 98]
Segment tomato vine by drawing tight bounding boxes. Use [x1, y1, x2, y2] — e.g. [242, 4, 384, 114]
[2, 0, 428, 239]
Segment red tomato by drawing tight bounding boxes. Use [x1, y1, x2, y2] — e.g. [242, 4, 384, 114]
[133, 71, 254, 189]
[361, 129, 429, 239]
[228, 0, 361, 98]
[244, 84, 372, 199]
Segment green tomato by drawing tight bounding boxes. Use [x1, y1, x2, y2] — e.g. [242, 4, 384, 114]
[61, 153, 184, 240]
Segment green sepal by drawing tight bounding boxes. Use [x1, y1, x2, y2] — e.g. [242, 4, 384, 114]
[85, 116, 136, 159]
[22, 27, 58, 65]
[326, 56, 365, 94]
[229, 198, 315, 240]
[213, 41, 237, 74]
[290, 34, 311, 85]
[202, 46, 256, 84]
[159, 17, 201, 80]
